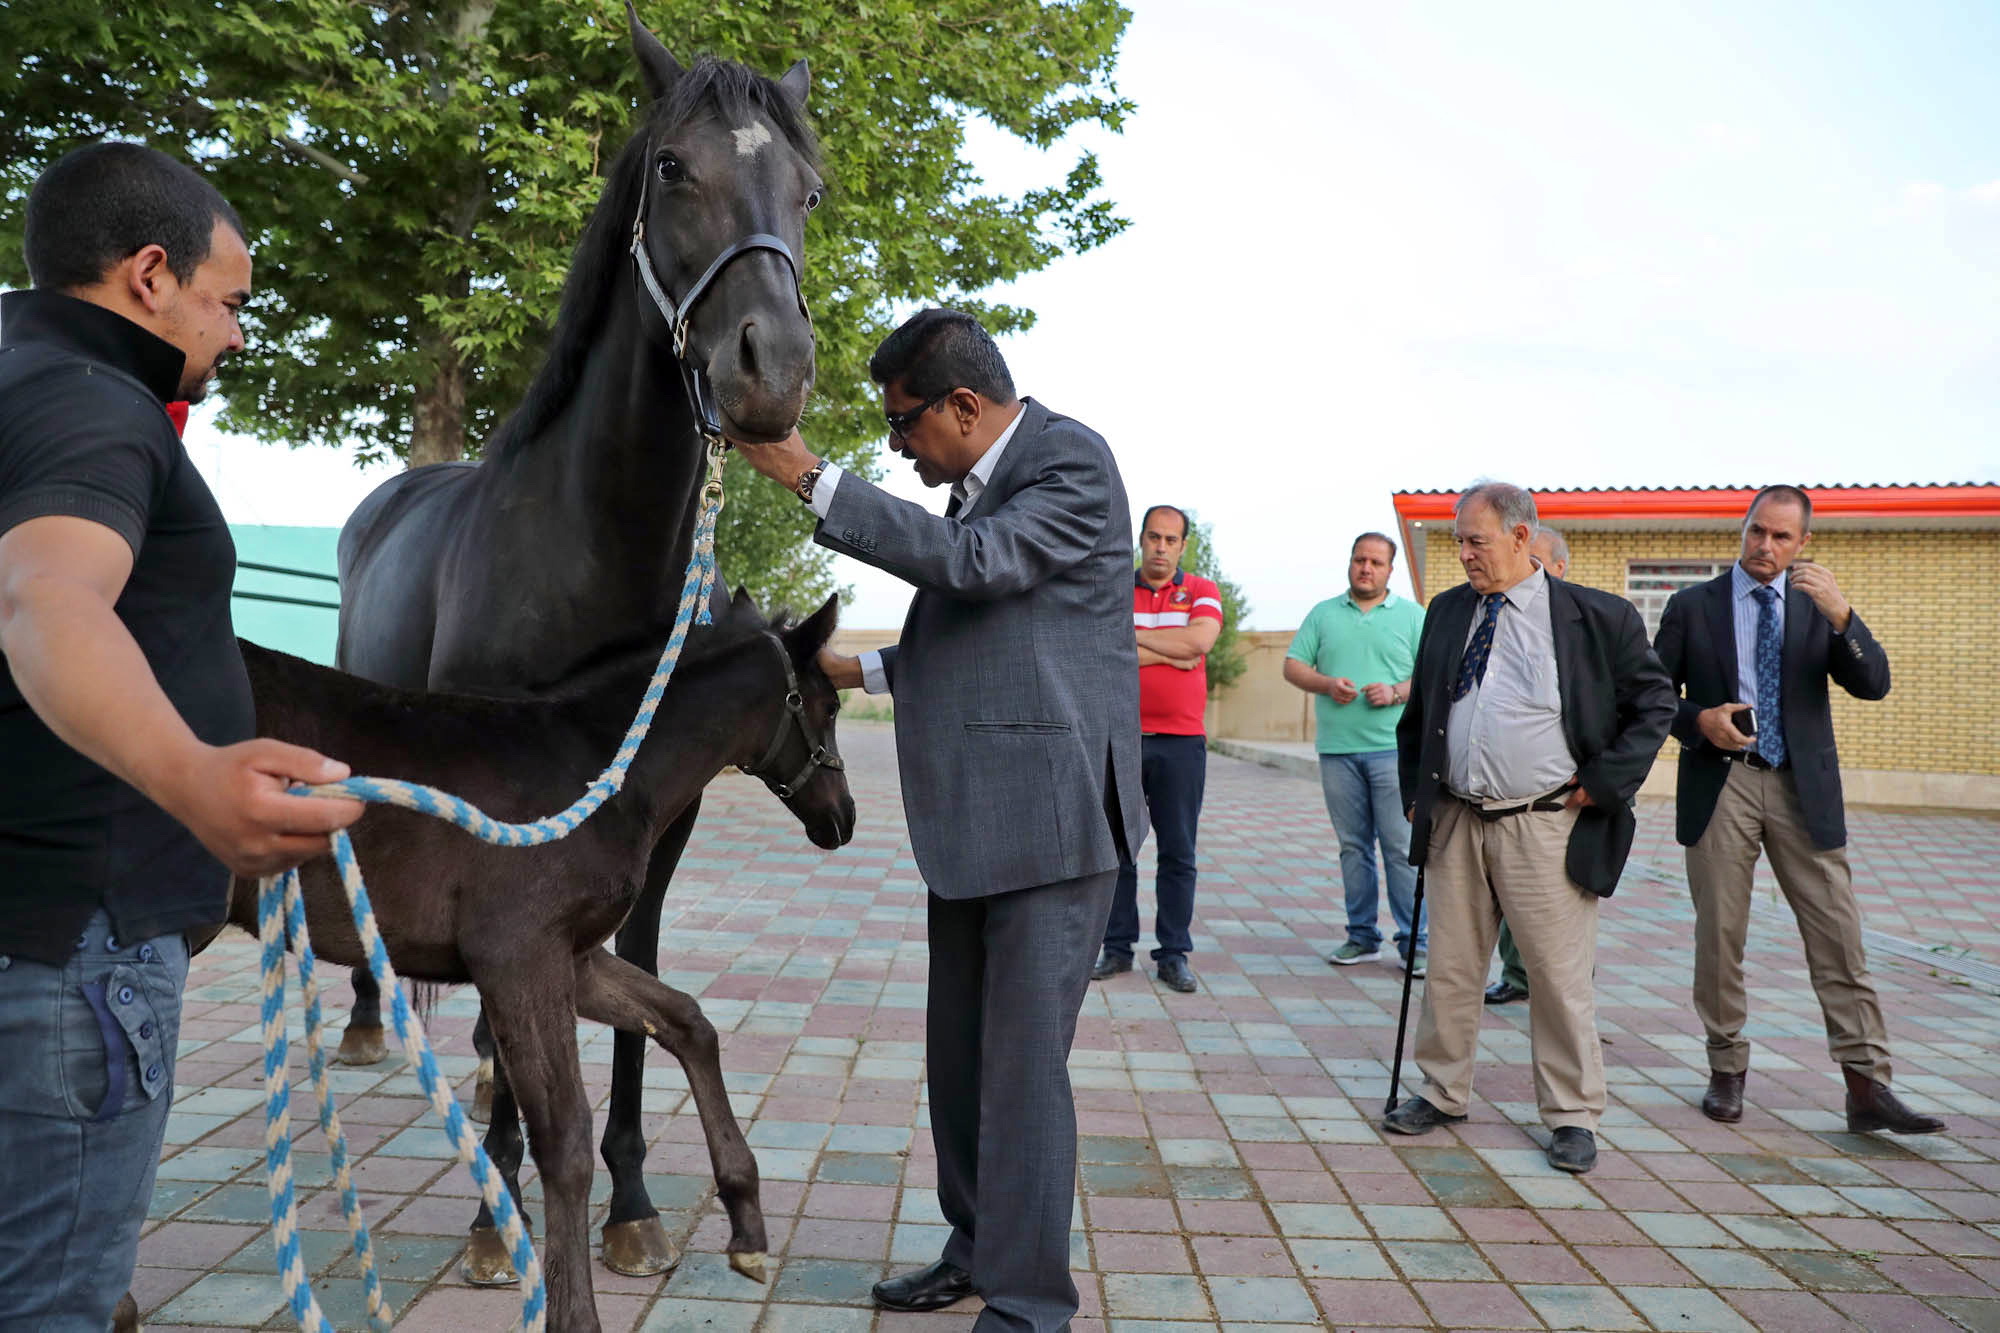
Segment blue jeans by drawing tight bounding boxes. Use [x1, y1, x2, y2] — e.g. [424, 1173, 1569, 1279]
[1105, 734, 1207, 962]
[0, 909, 189, 1331]
[1319, 750, 1426, 953]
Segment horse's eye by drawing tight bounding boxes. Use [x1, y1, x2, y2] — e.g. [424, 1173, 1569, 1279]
[805, 188, 823, 212]
[656, 154, 686, 183]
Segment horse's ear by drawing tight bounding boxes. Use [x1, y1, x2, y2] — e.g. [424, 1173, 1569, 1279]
[777, 58, 810, 109]
[626, 1, 683, 104]
[729, 584, 759, 621]
[786, 593, 840, 669]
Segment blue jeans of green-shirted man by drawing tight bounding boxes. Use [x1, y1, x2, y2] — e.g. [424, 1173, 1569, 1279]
[1319, 749, 1426, 956]
[0, 908, 188, 1331]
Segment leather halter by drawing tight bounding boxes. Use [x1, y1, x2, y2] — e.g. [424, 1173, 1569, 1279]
[628, 144, 811, 441]
[740, 633, 844, 799]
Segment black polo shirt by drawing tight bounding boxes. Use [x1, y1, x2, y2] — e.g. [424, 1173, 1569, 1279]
[0, 289, 254, 964]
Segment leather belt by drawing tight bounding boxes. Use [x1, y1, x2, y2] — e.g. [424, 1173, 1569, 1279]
[1451, 786, 1575, 822]
[1724, 750, 1787, 771]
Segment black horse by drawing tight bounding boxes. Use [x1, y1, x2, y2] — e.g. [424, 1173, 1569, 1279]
[328, 10, 822, 1280]
[229, 595, 852, 1332]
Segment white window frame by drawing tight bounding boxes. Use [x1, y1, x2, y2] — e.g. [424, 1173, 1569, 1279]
[1626, 560, 1731, 638]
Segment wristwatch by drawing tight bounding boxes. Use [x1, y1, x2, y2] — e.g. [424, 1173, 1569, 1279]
[795, 459, 827, 505]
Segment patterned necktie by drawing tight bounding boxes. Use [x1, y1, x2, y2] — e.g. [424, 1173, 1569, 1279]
[1451, 592, 1508, 701]
[1752, 584, 1787, 766]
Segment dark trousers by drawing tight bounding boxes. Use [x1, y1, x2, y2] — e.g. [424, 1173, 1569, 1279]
[930, 870, 1117, 1333]
[1104, 733, 1207, 962]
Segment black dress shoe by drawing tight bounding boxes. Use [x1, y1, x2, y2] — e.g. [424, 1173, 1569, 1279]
[1483, 980, 1529, 1005]
[1547, 1126, 1597, 1173]
[1702, 1070, 1745, 1123]
[1157, 956, 1197, 993]
[1380, 1096, 1467, 1136]
[1843, 1067, 1946, 1135]
[873, 1258, 976, 1311]
[1090, 950, 1133, 981]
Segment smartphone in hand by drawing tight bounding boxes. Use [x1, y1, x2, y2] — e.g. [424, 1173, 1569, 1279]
[1733, 706, 1756, 737]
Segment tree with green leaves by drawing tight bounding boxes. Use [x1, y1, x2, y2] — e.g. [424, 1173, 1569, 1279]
[1174, 514, 1251, 697]
[0, 0, 1131, 607]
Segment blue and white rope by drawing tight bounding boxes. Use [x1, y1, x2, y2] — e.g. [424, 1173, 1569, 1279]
[256, 461, 725, 1331]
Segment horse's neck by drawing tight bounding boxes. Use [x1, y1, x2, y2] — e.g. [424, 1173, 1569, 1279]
[608, 647, 767, 832]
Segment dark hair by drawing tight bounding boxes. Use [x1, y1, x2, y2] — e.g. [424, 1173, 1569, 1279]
[867, 307, 1016, 404]
[24, 142, 245, 290]
[1140, 504, 1190, 541]
[1352, 531, 1398, 562]
[1746, 484, 1812, 531]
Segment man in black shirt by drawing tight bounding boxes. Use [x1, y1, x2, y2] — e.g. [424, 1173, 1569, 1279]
[0, 143, 361, 1330]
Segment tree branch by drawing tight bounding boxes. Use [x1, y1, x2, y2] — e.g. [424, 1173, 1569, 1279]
[273, 133, 370, 185]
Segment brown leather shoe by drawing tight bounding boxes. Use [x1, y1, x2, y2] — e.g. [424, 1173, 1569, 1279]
[1843, 1067, 1945, 1135]
[1701, 1070, 1745, 1123]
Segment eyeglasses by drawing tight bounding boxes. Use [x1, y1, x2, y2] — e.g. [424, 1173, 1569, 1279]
[884, 391, 950, 440]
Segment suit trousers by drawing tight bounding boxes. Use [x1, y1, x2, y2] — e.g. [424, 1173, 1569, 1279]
[929, 870, 1117, 1333]
[1414, 797, 1605, 1130]
[1685, 762, 1892, 1081]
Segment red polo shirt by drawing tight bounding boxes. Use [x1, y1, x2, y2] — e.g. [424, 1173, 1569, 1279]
[1135, 570, 1224, 735]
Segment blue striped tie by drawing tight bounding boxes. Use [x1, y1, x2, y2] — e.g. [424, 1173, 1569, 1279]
[1752, 584, 1786, 767]
[1451, 592, 1507, 702]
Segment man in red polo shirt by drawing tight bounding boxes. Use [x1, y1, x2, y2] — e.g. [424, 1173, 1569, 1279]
[1091, 504, 1224, 993]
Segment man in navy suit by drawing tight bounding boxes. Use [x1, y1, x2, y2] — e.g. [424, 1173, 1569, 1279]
[1654, 485, 1943, 1134]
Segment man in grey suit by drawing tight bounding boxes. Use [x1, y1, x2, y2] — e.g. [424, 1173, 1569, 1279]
[732, 308, 1144, 1333]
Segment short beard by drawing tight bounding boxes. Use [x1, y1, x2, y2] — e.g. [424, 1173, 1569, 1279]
[177, 360, 221, 403]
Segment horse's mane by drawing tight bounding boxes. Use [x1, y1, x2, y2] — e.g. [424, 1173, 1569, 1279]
[485, 58, 820, 462]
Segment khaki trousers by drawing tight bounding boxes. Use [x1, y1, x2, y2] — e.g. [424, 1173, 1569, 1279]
[1685, 762, 1892, 1082]
[1413, 796, 1604, 1131]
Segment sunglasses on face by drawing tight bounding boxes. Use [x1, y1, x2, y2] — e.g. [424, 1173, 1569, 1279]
[884, 391, 950, 440]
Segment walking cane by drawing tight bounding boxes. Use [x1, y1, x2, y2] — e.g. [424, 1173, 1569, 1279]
[1384, 863, 1426, 1117]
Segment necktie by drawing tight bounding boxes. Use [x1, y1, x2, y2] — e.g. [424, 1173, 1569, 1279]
[1752, 584, 1787, 767]
[1451, 592, 1507, 701]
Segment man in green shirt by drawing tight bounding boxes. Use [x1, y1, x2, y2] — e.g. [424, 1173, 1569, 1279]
[1285, 533, 1429, 972]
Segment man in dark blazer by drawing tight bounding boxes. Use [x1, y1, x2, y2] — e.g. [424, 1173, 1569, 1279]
[1654, 485, 1942, 1135]
[733, 308, 1144, 1333]
[1385, 482, 1673, 1174]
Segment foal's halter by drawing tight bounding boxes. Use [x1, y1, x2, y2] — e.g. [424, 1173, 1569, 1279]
[628, 142, 811, 441]
[741, 632, 844, 799]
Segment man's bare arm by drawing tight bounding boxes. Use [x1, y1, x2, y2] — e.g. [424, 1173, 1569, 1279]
[1138, 644, 1197, 671]
[1140, 619, 1222, 657]
[0, 516, 361, 876]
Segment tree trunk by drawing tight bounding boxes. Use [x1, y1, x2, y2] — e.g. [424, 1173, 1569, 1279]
[408, 340, 466, 467]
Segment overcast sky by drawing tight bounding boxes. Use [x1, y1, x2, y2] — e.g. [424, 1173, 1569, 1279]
[186, 0, 2000, 629]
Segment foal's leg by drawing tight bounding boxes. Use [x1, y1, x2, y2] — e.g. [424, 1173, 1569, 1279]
[477, 973, 600, 1333]
[335, 965, 389, 1065]
[468, 1007, 498, 1124]
[576, 947, 767, 1280]
[461, 1048, 531, 1286]
[599, 801, 701, 1276]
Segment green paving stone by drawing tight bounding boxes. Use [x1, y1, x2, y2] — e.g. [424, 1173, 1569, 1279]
[1628, 1210, 1734, 1248]
[1927, 1297, 2000, 1332]
[1791, 1155, 1888, 1187]
[325, 1233, 466, 1282]
[1763, 1248, 1895, 1291]
[814, 1152, 903, 1185]
[220, 1228, 352, 1276]
[1209, 1275, 1319, 1322]
[302, 1276, 420, 1329]
[1081, 1162, 1172, 1197]
[663, 1251, 777, 1301]
[1385, 1240, 1495, 1280]
[1081, 1135, 1159, 1165]
[1287, 1238, 1395, 1279]
[746, 1120, 832, 1150]
[1810, 1132, 1922, 1159]
[769, 1257, 884, 1305]
[186, 1184, 286, 1226]
[1717, 1214, 1836, 1251]
[1271, 1203, 1369, 1238]
[1668, 1246, 1797, 1288]
[1517, 1283, 1647, 1330]
[824, 1124, 910, 1153]
[1166, 1166, 1254, 1199]
[642, 1173, 720, 1211]
[150, 1272, 288, 1326]
[1394, 1145, 1488, 1175]
[1419, 1170, 1522, 1209]
[1103, 1272, 1214, 1320]
[759, 1302, 877, 1332]
[156, 1146, 266, 1182]
[1619, 1285, 1757, 1332]
[1711, 1152, 1812, 1185]
[147, 1179, 218, 1220]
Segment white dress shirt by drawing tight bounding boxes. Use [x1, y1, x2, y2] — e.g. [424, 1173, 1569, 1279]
[812, 404, 1029, 695]
[1445, 564, 1574, 801]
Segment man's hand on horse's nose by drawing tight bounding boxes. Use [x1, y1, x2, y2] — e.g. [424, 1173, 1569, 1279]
[727, 429, 814, 485]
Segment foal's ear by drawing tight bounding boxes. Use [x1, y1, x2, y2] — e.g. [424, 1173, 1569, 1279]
[777, 59, 810, 109]
[627, 1, 684, 104]
[729, 584, 760, 623]
[785, 593, 841, 670]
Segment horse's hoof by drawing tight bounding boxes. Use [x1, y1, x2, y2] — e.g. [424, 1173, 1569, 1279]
[467, 1075, 494, 1125]
[111, 1290, 140, 1333]
[335, 1024, 389, 1066]
[728, 1250, 768, 1284]
[461, 1227, 519, 1286]
[601, 1217, 681, 1276]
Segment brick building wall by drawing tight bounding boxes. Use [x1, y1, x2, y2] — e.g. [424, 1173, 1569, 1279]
[1421, 529, 2000, 777]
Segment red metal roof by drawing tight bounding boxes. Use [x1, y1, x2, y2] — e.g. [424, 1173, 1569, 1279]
[1392, 483, 2000, 523]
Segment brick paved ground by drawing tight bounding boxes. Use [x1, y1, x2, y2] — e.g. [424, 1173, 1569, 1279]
[136, 724, 2000, 1330]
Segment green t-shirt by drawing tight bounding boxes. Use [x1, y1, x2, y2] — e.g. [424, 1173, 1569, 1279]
[1287, 591, 1426, 754]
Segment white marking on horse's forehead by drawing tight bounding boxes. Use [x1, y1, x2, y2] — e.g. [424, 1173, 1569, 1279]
[732, 122, 774, 157]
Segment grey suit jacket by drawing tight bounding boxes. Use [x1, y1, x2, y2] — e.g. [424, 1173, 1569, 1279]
[816, 399, 1146, 898]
